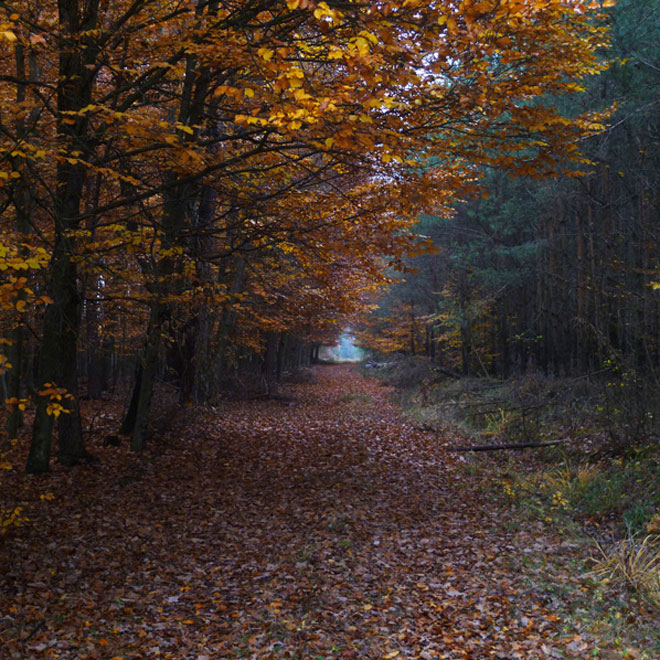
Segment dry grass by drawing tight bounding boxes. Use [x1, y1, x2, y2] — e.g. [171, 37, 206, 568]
[591, 533, 660, 610]
[545, 462, 599, 495]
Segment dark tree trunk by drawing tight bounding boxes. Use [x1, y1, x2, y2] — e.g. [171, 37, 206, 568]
[214, 256, 246, 388]
[7, 34, 40, 438]
[26, 0, 100, 473]
[131, 303, 164, 451]
[101, 337, 115, 392]
[262, 332, 279, 394]
[277, 333, 288, 380]
[119, 360, 142, 436]
[28, 241, 87, 472]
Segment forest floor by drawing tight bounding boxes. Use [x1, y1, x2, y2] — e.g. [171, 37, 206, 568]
[0, 365, 655, 659]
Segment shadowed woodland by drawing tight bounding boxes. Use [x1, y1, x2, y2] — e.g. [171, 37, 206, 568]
[1, 0, 660, 658]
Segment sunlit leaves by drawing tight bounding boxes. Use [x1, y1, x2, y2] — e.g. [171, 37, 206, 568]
[0, 24, 17, 42]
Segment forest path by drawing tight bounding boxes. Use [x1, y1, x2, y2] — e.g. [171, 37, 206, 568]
[3, 365, 569, 659]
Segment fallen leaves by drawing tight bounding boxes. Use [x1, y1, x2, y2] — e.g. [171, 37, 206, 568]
[0, 366, 625, 658]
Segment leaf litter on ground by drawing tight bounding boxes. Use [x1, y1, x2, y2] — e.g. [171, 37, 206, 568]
[0, 365, 646, 659]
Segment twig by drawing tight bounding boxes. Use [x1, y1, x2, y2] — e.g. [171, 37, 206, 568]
[21, 619, 45, 645]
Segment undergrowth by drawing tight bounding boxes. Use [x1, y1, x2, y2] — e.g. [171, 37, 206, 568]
[591, 534, 660, 610]
[368, 355, 660, 657]
[490, 451, 660, 656]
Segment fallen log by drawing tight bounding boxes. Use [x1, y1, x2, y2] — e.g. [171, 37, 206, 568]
[446, 439, 566, 452]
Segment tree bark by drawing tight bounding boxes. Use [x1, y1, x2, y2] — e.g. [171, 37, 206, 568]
[28, 240, 85, 471]
[262, 332, 280, 394]
[27, 0, 100, 473]
[119, 357, 142, 436]
[131, 303, 164, 451]
[86, 284, 103, 400]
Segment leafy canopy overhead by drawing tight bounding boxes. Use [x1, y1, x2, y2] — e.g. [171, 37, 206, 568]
[0, 0, 610, 346]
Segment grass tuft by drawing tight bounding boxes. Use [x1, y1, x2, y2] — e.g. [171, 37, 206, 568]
[591, 533, 660, 610]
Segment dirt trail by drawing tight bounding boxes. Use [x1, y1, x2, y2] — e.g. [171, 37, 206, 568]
[2, 365, 572, 659]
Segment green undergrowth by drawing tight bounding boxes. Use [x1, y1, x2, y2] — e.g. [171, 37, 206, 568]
[499, 455, 660, 536]
[469, 454, 660, 657]
[366, 356, 660, 656]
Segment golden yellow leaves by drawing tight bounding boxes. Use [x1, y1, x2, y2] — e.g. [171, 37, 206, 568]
[37, 384, 73, 417]
[5, 397, 27, 412]
[213, 85, 241, 98]
[0, 353, 12, 375]
[0, 244, 49, 273]
[314, 2, 342, 22]
[1, 506, 28, 532]
[286, 0, 330, 10]
[437, 15, 458, 33]
[285, 68, 305, 89]
[46, 402, 67, 417]
[381, 153, 403, 164]
[359, 30, 378, 46]
[234, 114, 269, 127]
[348, 36, 371, 57]
[0, 25, 17, 42]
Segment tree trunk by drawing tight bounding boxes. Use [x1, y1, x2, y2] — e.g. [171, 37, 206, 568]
[277, 333, 288, 380]
[7, 34, 40, 438]
[26, 0, 100, 473]
[131, 303, 164, 451]
[263, 332, 279, 394]
[28, 241, 86, 472]
[119, 359, 142, 435]
[214, 256, 246, 388]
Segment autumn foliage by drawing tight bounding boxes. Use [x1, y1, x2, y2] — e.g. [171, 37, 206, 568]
[0, 0, 610, 472]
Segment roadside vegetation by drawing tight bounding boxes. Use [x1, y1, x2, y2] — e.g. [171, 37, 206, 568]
[366, 355, 660, 658]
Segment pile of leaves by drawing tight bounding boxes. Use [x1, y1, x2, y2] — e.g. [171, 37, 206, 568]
[0, 366, 648, 659]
